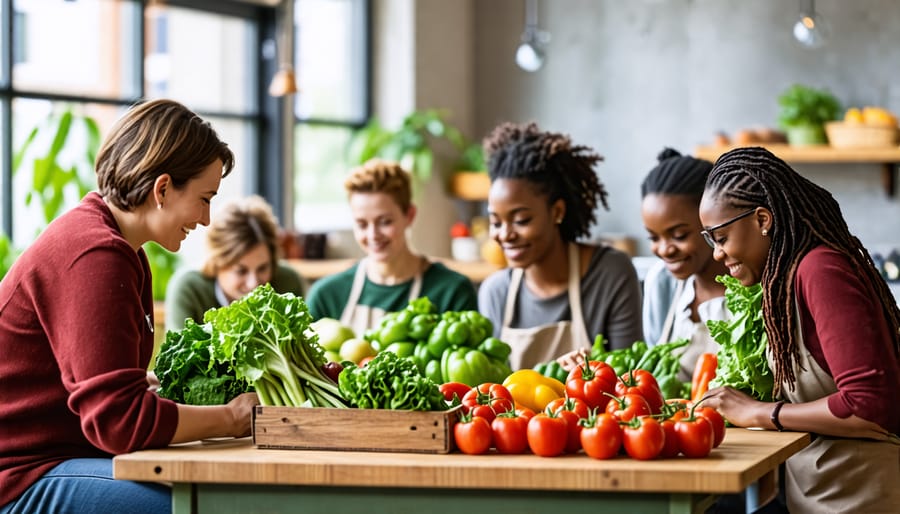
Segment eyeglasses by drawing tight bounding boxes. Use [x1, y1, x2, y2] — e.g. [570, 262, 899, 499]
[700, 208, 757, 249]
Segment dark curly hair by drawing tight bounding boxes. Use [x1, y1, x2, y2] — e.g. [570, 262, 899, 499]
[705, 146, 900, 396]
[641, 147, 713, 200]
[483, 122, 608, 242]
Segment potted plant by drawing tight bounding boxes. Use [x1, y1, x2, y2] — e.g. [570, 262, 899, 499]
[777, 84, 842, 145]
[347, 109, 467, 183]
[7, 104, 179, 298]
[449, 141, 490, 201]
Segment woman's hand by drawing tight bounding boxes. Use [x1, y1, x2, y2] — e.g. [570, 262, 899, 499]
[556, 348, 588, 372]
[146, 371, 160, 392]
[225, 392, 260, 438]
[698, 386, 773, 429]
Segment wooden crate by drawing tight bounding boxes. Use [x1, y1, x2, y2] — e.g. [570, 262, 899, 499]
[252, 405, 461, 454]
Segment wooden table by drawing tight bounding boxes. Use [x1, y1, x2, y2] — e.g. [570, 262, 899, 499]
[113, 428, 809, 514]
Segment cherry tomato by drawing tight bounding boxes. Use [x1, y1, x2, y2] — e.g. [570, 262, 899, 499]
[622, 416, 665, 460]
[580, 412, 622, 460]
[462, 383, 514, 423]
[674, 416, 714, 458]
[694, 406, 726, 448]
[454, 414, 492, 455]
[658, 418, 681, 458]
[565, 360, 618, 410]
[606, 392, 652, 422]
[616, 369, 664, 414]
[526, 412, 568, 457]
[491, 411, 529, 454]
[545, 396, 589, 453]
[439, 382, 472, 404]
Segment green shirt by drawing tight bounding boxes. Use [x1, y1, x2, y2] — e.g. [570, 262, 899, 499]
[306, 261, 477, 320]
[164, 262, 306, 332]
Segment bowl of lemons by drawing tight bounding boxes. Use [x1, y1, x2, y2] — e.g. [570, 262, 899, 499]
[826, 107, 899, 148]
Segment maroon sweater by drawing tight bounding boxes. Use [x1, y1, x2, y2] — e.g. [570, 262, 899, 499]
[795, 246, 900, 434]
[0, 193, 178, 506]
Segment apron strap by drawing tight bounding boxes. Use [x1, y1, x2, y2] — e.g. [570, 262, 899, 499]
[502, 268, 524, 329]
[339, 258, 368, 326]
[566, 243, 590, 346]
[408, 258, 426, 301]
[658, 279, 686, 346]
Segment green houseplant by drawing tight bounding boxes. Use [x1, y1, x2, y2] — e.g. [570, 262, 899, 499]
[777, 84, 842, 145]
[347, 109, 471, 185]
[4, 104, 179, 299]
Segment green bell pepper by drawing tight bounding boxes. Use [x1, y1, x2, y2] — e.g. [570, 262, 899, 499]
[425, 359, 443, 384]
[382, 341, 416, 359]
[379, 319, 409, 346]
[426, 319, 452, 359]
[445, 347, 493, 387]
[445, 321, 470, 347]
[476, 336, 511, 362]
[408, 313, 439, 341]
[412, 342, 431, 375]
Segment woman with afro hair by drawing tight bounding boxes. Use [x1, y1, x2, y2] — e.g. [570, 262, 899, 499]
[477, 122, 643, 370]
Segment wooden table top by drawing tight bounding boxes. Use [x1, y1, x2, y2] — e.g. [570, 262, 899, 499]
[114, 428, 809, 494]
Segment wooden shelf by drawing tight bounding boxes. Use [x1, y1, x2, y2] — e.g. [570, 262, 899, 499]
[695, 144, 900, 197]
[287, 258, 501, 284]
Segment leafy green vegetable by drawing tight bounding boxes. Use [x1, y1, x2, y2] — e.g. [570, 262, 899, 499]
[338, 351, 446, 411]
[203, 283, 346, 408]
[155, 319, 252, 405]
[706, 275, 774, 401]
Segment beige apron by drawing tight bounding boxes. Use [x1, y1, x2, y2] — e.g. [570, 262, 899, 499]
[339, 258, 423, 337]
[767, 305, 900, 514]
[659, 279, 721, 382]
[501, 243, 590, 370]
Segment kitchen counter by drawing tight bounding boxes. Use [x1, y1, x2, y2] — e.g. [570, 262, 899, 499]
[113, 428, 809, 514]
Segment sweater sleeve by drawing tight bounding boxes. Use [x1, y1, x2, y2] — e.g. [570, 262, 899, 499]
[42, 245, 178, 453]
[796, 248, 900, 433]
[585, 248, 644, 351]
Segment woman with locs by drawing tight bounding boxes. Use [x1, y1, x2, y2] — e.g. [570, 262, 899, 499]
[478, 122, 643, 370]
[698, 146, 900, 513]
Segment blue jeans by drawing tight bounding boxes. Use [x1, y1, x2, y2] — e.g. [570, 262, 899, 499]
[0, 458, 170, 514]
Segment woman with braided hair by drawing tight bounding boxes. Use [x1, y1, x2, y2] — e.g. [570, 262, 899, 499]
[698, 146, 900, 513]
[640, 148, 730, 381]
[478, 122, 643, 370]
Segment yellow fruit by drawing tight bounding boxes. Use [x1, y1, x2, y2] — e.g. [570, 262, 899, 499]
[480, 239, 507, 267]
[844, 107, 863, 124]
[862, 106, 898, 127]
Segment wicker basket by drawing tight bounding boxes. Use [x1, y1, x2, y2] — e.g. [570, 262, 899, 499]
[825, 121, 899, 148]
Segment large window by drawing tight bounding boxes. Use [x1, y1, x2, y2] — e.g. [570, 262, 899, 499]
[292, 0, 369, 232]
[0, 0, 271, 268]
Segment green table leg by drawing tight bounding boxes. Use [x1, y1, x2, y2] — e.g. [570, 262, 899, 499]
[170, 484, 717, 514]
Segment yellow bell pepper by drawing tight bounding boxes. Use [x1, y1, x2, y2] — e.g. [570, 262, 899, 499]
[502, 369, 566, 412]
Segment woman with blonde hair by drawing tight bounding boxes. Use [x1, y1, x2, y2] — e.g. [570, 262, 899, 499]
[165, 194, 305, 331]
[306, 158, 477, 334]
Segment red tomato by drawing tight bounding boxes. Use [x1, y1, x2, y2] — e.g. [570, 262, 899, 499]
[606, 393, 652, 422]
[663, 399, 691, 422]
[622, 416, 666, 460]
[450, 221, 471, 238]
[658, 418, 681, 458]
[491, 412, 529, 454]
[674, 416, 714, 458]
[694, 406, 726, 448]
[526, 412, 568, 457]
[439, 382, 472, 404]
[461, 383, 514, 423]
[565, 360, 618, 410]
[580, 412, 622, 460]
[454, 415, 492, 455]
[615, 370, 664, 414]
[545, 396, 589, 453]
[515, 406, 536, 421]
[358, 355, 375, 367]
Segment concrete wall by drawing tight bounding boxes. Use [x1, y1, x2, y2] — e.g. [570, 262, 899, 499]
[468, 0, 900, 257]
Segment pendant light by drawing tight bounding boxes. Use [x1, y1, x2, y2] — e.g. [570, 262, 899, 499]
[515, 0, 550, 72]
[793, 0, 830, 49]
[269, 0, 298, 97]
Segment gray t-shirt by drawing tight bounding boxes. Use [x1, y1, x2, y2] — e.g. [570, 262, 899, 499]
[477, 245, 644, 352]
